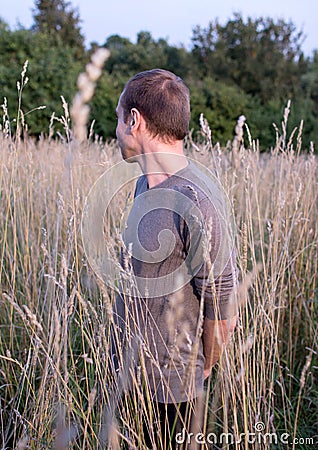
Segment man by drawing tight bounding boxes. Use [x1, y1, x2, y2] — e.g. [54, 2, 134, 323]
[111, 69, 238, 449]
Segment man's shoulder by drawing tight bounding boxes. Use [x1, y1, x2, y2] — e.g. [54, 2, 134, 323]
[133, 161, 225, 209]
[173, 161, 221, 204]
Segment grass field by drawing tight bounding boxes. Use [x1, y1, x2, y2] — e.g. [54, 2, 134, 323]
[0, 79, 317, 448]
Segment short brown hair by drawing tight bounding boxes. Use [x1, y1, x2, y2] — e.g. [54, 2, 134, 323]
[120, 69, 190, 141]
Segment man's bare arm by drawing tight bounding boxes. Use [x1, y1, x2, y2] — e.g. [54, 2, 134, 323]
[202, 315, 238, 379]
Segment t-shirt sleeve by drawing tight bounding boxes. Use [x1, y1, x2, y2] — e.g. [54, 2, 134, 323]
[185, 195, 238, 320]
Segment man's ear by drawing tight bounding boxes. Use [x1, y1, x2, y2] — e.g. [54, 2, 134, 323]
[130, 108, 141, 131]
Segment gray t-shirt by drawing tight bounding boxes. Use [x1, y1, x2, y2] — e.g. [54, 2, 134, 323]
[113, 161, 237, 403]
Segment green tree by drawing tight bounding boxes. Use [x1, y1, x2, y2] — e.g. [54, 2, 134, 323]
[191, 13, 307, 103]
[104, 32, 167, 76]
[89, 72, 126, 138]
[0, 17, 9, 32]
[32, 0, 85, 59]
[0, 26, 81, 135]
[103, 31, 191, 79]
[189, 77, 252, 144]
[302, 50, 318, 111]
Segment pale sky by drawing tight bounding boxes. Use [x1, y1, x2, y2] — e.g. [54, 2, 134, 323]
[1, 0, 317, 56]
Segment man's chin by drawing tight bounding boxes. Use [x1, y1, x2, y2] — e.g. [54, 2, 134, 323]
[120, 148, 128, 161]
[122, 153, 137, 164]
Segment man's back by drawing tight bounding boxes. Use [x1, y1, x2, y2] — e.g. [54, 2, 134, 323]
[113, 160, 237, 404]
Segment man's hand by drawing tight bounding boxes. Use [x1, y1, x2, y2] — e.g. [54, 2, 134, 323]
[202, 315, 238, 379]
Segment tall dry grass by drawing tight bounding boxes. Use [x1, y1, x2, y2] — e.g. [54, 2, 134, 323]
[0, 66, 317, 448]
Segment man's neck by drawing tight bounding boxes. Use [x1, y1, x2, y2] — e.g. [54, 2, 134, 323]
[138, 140, 188, 188]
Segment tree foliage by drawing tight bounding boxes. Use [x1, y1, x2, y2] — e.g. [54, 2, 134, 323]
[191, 13, 307, 103]
[104, 31, 191, 79]
[0, 24, 81, 134]
[0, 8, 317, 150]
[32, 0, 85, 59]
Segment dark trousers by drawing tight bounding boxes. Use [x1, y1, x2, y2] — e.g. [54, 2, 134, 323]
[143, 398, 203, 450]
